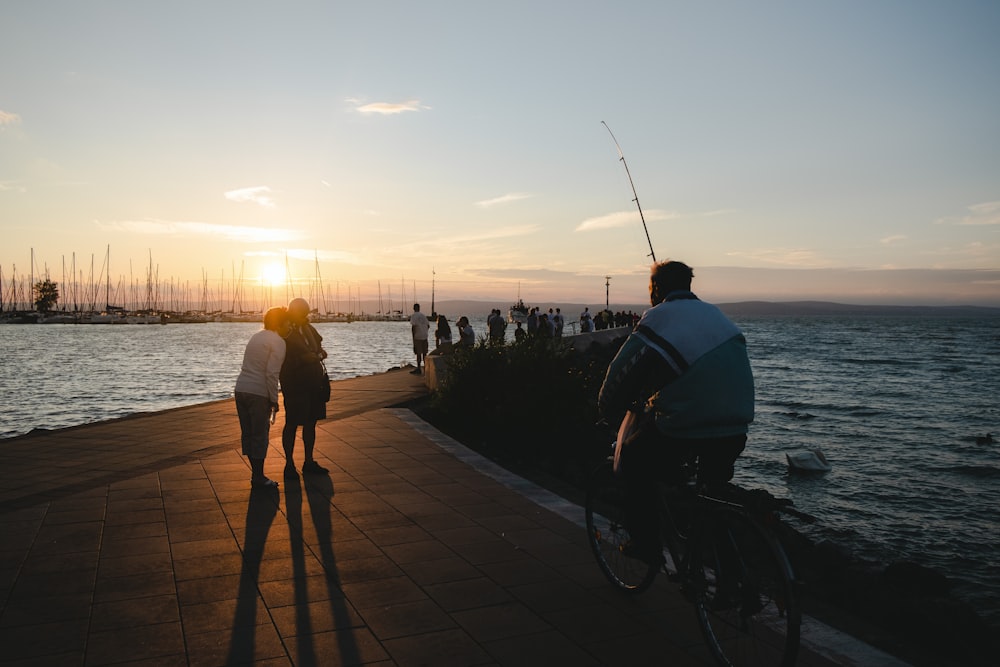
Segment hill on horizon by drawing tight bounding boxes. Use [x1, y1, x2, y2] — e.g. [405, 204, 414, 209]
[427, 299, 1000, 319]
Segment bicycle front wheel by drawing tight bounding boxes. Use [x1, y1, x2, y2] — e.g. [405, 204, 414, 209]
[685, 509, 801, 666]
[585, 461, 658, 594]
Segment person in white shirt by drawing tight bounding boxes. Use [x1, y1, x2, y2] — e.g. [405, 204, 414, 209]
[553, 308, 565, 338]
[235, 307, 290, 489]
[409, 303, 430, 374]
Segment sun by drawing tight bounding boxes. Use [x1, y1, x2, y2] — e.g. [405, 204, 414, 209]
[260, 263, 287, 288]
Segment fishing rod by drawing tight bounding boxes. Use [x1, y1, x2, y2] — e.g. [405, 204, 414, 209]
[601, 121, 657, 262]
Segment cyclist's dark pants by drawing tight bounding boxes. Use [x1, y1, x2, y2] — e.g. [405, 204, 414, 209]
[619, 430, 747, 556]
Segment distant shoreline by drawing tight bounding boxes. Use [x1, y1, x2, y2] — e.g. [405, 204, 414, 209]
[718, 300, 1000, 318]
[428, 299, 1000, 319]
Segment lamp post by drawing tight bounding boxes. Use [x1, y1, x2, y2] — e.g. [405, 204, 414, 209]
[605, 275, 611, 311]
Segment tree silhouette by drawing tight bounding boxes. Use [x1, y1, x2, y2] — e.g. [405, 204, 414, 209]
[33, 279, 60, 313]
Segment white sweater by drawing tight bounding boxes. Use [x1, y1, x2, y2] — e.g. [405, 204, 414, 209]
[234, 329, 286, 402]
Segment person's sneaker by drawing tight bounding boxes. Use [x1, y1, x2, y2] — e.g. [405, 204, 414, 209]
[283, 465, 299, 480]
[302, 460, 329, 475]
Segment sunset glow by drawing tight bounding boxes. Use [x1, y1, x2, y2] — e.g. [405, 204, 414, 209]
[2, 2, 998, 307]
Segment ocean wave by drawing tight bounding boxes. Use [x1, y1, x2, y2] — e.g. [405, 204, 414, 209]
[932, 464, 1000, 479]
[842, 357, 916, 366]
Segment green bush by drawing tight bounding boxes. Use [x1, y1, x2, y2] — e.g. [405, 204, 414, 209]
[430, 333, 627, 484]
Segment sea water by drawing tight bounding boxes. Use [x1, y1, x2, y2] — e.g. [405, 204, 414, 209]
[1, 316, 998, 624]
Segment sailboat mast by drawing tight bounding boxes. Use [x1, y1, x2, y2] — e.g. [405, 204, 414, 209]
[105, 245, 111, 310]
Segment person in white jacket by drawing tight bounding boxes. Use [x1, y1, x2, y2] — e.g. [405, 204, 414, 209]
[235, 307, 290, 489]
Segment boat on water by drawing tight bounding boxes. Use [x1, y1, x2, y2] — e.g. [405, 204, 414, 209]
[508, 298, 528, 324]
[786, 448, 832, 473]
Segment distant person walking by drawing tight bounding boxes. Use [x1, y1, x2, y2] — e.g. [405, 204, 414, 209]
[410, 303, 430, 374]
[280, 298, 329, 479]
[235, 307, 290, 489]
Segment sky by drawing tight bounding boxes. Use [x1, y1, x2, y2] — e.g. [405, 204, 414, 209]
[2, 0, 999, 309]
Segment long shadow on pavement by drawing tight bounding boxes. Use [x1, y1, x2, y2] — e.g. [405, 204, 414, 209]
[283, 474, 363, 664]
[226, 486, 279, 664]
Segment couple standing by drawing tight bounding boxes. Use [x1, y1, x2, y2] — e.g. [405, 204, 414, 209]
[234, 297, 330, 489]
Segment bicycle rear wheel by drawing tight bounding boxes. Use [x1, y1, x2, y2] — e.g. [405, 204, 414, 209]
[585, 461, 658, 594]
[685, 509, 800, 666]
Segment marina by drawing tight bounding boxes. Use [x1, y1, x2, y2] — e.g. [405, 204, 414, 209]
[0, 248, 423, 325]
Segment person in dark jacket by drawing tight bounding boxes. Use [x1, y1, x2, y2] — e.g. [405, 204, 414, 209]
[280, 298, 329, 478]
[598, 261, 755, 564]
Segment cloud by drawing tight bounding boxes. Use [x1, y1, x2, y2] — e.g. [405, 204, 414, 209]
[475, 192, 532, 208]
[224, 186, 275, 208]
[284, 248, 363, 264]
[880, 234, 907, 245]
[726, 248, 836, 268]
[96, 219, 304, 243]
[0, 110, 21, 126]
[0, 181, 26, 193]
[935, 201, 1000, 226]
[575, 209, 677, 232]
[449, 224, 540, 244]
[349, 98, 429, 115]
[378, 224, 541, 262]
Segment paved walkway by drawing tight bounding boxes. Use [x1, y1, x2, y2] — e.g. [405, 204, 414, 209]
[0, 368, 906, 666]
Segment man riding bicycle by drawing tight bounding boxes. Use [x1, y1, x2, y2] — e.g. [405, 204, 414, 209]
[598, 261, 755, 565]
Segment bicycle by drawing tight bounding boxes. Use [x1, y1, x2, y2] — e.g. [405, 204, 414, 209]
[585, 446, 815, 666]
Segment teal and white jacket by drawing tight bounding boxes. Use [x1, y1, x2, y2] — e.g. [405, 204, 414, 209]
[598, 291, 755, 439]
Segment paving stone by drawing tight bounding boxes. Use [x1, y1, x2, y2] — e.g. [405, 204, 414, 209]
[422, 576, 513, 613]
[452, 601, 551, 643]
[176, 574, 246, 606]
[90, 594, 180, 631]
[358, 598, 455, 640]
[85, 621, 185, 666]
[0, 618, 89, 660]
[270, 597, 366, 638]
[397, 555, 481, 587]
[99, 536, 170, 559]
[284, 626, 389, 667]
[98, 550, 174, 579]
[185, 622, 287, 666]
[340, 575, 428, 611]
[383, 627, 493, 666]
[332, 554, 404, 583]
[0, 592, 93, 627]
[483, 629, 602, 666]
[171, 553, 245, 581]
[181, 597, 271, 634]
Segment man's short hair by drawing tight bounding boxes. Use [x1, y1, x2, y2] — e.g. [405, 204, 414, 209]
[413, 303, 420, 312]
[650, 261, 694, 303]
